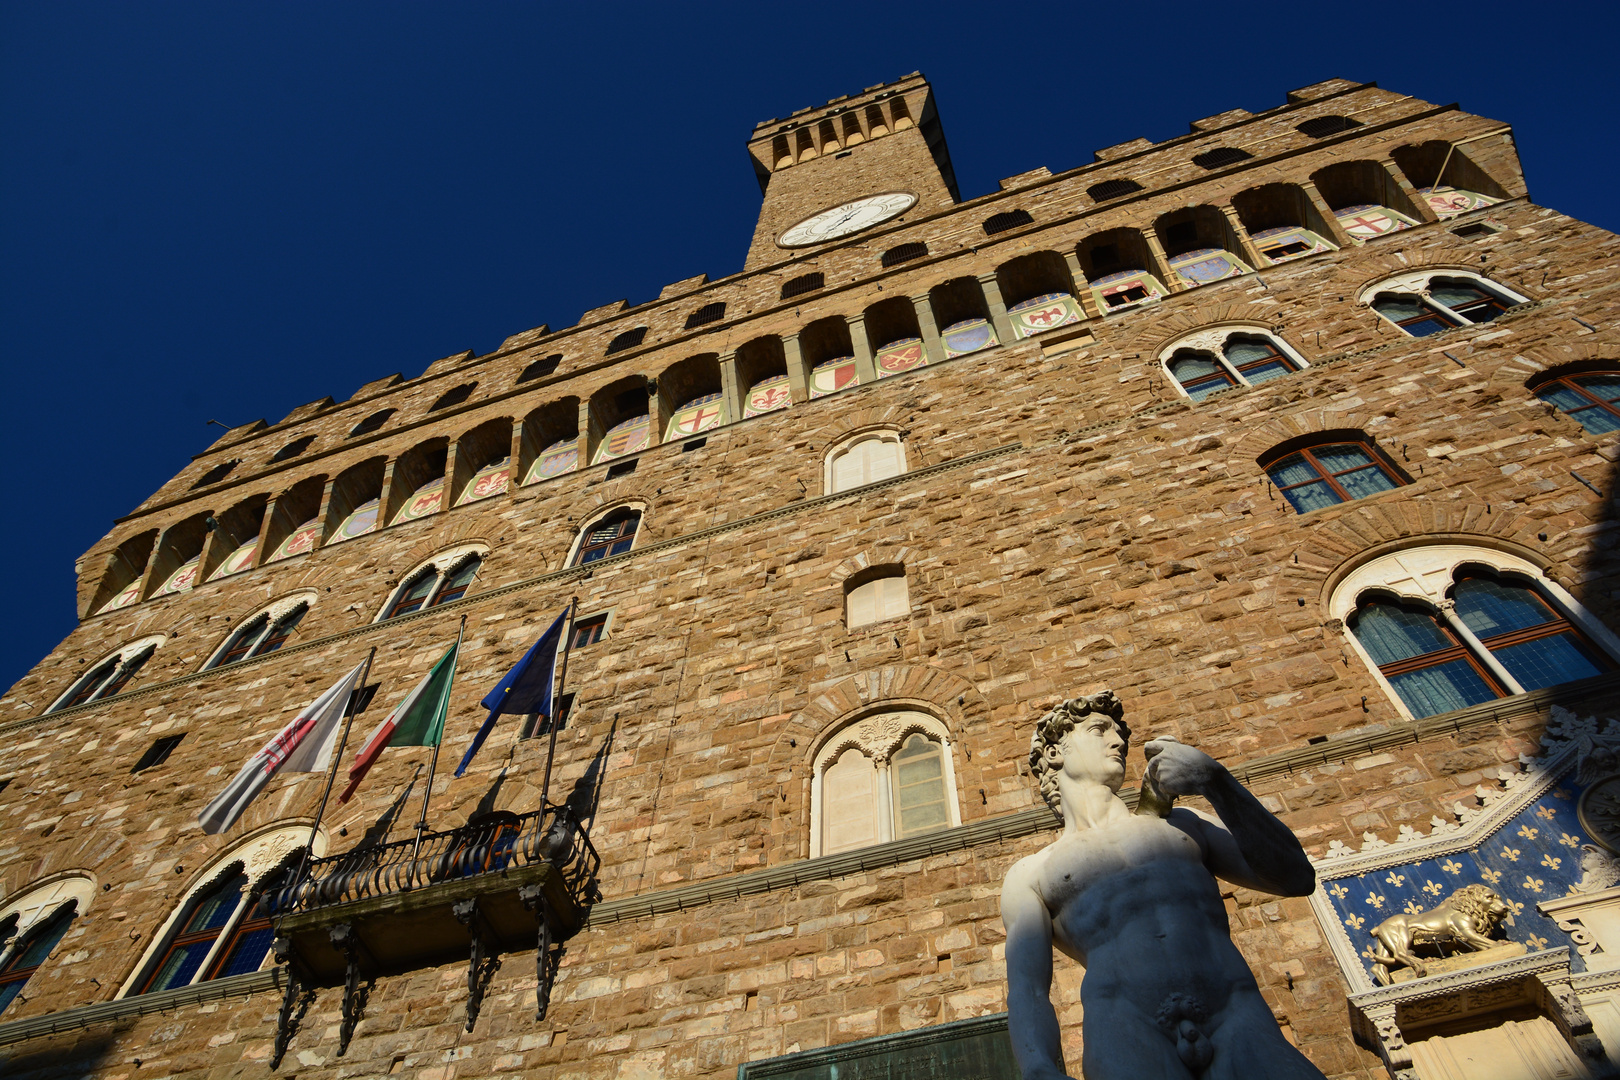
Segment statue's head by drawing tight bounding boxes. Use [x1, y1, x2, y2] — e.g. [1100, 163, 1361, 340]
[1029, 692, 1129, 809]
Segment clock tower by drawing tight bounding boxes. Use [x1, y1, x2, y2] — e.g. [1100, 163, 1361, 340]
[743, 73, 961, 271]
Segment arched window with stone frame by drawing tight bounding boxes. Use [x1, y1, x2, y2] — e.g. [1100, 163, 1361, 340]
[1361, 270, 1527, 338]
[48, 635, 165, 712]
[204, 592, 316, 669]
[1531, 366, 1620, 436]
[845, 565, 910, 629]
[120, 828, 316, 998]
[1329, 545, 1620, 721]
[1159, 326, 1309, 401]
[568, 506, 643, 567]
[0, 874, 95, 1016]
[825, 429, 907, 494]
[809, 711, 961, 858]
[378, 547, 486, 621]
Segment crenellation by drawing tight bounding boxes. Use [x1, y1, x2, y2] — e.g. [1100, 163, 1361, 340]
[5, 74, 1620, 1080]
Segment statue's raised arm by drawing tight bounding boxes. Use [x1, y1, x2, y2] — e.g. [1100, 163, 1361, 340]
[1000, 693, 1326, 1080]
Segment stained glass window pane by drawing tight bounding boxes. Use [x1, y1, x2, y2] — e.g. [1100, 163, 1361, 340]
[893, 735, 949, 837]
[1454, 578, 1555, 637]
[212, 926, 276, 978]
[1387, 661, 1498, 719]
[1240, 360, 1293, 385]
[184, 876, 245, 933]
[1493, 634, 1607, 691]
[1352, 603, 1454, 664]
[1314, 444, 1376, 473]
[1575, 375, 1620, 403]
[1280, 480, 1339, 513]
[1223, 340, 1277, 365]
[1267, 453, 1321, 487]
[147, 942, 211, 992]
[1336, 465, 1399, 500]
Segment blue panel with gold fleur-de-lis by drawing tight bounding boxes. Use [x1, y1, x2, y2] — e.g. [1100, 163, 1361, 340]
[1322, 779, 1600, 979]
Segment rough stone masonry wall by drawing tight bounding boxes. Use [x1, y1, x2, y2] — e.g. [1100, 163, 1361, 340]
[4, 86, 1620, 1080]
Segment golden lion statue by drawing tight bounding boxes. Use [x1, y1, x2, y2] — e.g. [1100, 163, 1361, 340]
[1368, 883, 1512, 986]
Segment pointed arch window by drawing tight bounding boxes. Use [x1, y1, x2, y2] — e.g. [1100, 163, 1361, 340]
[811, 712, 960, 857]
[1535, 371, 1620, 435]
[1336, 550, 1620, 720]
[826, 431, 906, 494]
[1365, 273, 1525, 337]
[1166, 333, 1302, 401]
[210, 604, 307, 669]
[385, 555, 482, 619]
[0, 902, 77, 1015]
[573, 510, 641, 566]
[53, 643, 157, 711]
[137, 864, 290, 994]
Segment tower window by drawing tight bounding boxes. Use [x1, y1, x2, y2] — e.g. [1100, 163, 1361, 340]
[1166, 334, 1301, 401]
[1295, 115, 1362, 139]
[983, 210, 1034, 236]
[845, 567, 910, 629]
[133, 734, 186, 773]
[429, 383, 476, 411]
[52, 643, 158, 712]
[191, 460, 239, 489]
[812, 712, 958, 857]
[605, 327, 649, 354]
[1192, 147, 1252, 169]
[269, 436, 315, 463]
[881, 242, 928, 267]
[1537, 371, 1620, 435]
[684, 302, 727, 329]
[384, 556, 481, 619]
[138, 867, 290, 994]
[0, 903, 77, 1016]
[1087, 179, 1142, 202]
[570, 614, 608, 649]
[208, 604, 308, 668]
[1263, 440, 1402, 513]
[781, 273, 825, 300]
[348, 409, 395, 438]
[517, 353, 563, 382]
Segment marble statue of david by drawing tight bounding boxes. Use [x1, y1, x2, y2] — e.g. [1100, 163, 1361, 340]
[1000, 692, 1327, 1080]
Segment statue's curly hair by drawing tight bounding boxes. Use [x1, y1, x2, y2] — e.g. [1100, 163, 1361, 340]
[1445, 884, 1507, 931]
[1028, 692, 1128, 811]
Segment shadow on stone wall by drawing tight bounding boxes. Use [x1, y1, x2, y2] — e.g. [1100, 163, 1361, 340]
[0, 1029, 119, 1080]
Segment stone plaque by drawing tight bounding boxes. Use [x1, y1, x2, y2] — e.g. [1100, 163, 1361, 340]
[735, 1014, 1018, 1080]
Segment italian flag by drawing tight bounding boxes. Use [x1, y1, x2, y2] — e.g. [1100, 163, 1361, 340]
[338, 640, 458, 803]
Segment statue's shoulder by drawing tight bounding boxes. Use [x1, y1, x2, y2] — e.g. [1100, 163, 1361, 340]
[1003, 844, 1055, 895]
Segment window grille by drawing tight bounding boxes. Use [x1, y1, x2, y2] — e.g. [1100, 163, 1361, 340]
[429, 384, 476, 411]
[1296, 115, 1362, 139]
[192, 460, 239, 489]
[983, 210, 1034, 235]
[781, 273, 824, 299]
[348, 410, 394, 438]
[1087, 179, 1142, 202]
[605, 327, 648, 354]
[684, 302, 726, 329]
[270, 436, 314, 463]
[1192, 147, 1252, 169]
[517, 354, 563, 382]
[881, 242, 928, 267]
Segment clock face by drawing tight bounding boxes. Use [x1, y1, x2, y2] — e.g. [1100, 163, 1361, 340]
[778, 192, 917, 247]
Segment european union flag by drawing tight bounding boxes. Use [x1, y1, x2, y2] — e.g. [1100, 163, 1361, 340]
[453, 607, 568, 777]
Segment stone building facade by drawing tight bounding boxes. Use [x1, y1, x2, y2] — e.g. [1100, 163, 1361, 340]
[3, 73, 1620, 1080]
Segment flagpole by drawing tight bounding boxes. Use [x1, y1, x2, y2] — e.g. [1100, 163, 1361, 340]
[290, 647, 376, 904]
[537, 597, 580, 816]
[411, 615, 466, 874]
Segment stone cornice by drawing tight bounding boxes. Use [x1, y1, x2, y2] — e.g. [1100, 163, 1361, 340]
[0, 968, 280, 1048]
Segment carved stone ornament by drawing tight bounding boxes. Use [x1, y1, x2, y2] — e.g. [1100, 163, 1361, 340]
[1579, 775, 1620, 855]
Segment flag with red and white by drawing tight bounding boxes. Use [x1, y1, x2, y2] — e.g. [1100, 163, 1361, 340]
[338, 640, 459, 803]
[198, 659, 368, 835]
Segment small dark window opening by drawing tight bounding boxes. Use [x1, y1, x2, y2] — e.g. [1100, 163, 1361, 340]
[517, 353, 563, 382]
[523, 692, 576, 739]
[571, 615, 607, 649]
[684, 302, 727, 329]
[0, 779, 9, 797]
[1090, 244, 1120, 272]
[192, 460, 239, 489]
[350, 683, 380, 715]
[605, 327, 648, 354]
[1087, 179, 1143, 202]
[270, 436, 314, 463]
[1105, 286, 1148, 308]
[133, 734, 185, 773]
[574, 511, 640, 566]
[429, 384, 476, 411]
[983, 210, 1035, 235]
[349, 409, 395, 438]
[882, 242, 928, 267]
[782, 273, 825, 300]
[1451, 222, 1496, 239]
[682, 438, 706, 453]
[1192, 147, 1252, 169]
[1296, 115, 1362, 139]
[605, 459, 638, 481]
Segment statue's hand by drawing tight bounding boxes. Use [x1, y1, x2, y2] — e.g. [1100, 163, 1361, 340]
[1144, 737, 1226, 798]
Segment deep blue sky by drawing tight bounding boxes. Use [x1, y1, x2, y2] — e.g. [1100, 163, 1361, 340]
[3, 2, 1617, 692]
